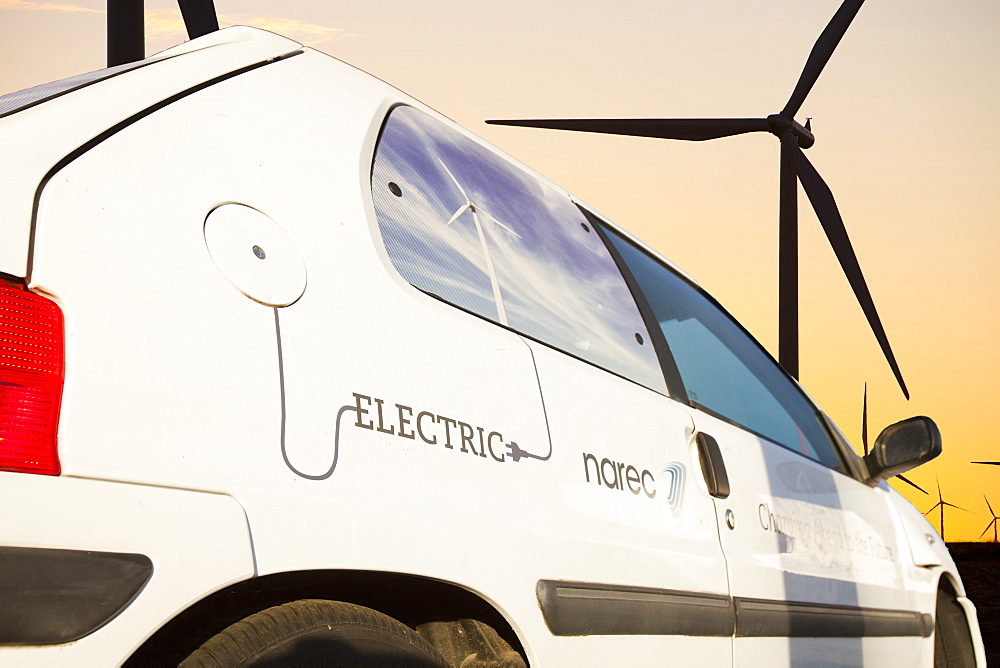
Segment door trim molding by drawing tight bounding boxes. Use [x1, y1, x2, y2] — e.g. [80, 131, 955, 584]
[537, 580, 933, 638]
[734, 596, 933, 638]
[536, 580, 735, 637]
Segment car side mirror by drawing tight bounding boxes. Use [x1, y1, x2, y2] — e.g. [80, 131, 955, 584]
[864, 416, 942, 485]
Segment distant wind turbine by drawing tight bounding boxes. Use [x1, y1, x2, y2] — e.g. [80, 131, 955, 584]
[923, 477, 968, 542]
[981, 496, 999, 543]
[863, 383, 926, 494]
[438, 158, 521, 325]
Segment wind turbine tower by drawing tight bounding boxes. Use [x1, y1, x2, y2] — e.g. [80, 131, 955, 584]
[981, 496, 999, 543]
[437, 159, 521, 325]
[923, 478, 967, 542]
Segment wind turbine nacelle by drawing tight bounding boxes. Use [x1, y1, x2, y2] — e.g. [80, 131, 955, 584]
[766, 114, 815, 149]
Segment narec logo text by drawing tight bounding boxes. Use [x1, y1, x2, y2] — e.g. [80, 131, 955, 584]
[583, 452, 656, 498]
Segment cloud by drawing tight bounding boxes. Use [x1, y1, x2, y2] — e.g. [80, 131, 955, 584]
[143, 9, 186, 39]
[225, 15, 356, 45]
[0, 0, 100, 13]
[145, 10, 355, 46]
[0, 2, 355, 46]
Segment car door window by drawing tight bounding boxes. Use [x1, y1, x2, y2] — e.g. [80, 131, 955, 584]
[602, 225, 844, 470]
[371, 105, 666, 393]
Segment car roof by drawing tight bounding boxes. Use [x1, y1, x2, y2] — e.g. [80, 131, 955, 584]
[0, 27, 299, 276]
[0, 25, 695, 287]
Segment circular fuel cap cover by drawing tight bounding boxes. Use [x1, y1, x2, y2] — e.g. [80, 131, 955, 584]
[204, 203, 307, 307]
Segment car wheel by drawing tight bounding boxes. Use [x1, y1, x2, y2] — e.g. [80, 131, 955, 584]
[934, 589, 977, 668]
[180, 599, 447, 667]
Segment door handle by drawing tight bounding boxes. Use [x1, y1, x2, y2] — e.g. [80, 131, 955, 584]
[696, 432, 730, 499]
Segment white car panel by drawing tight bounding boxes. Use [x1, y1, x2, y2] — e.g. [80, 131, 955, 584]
[0, 26, 300, 278]
[519, 340, 733, 664]
[30, 52, 385, 490]
[689, 409, 925, 665]
[0, 473, 254, 666]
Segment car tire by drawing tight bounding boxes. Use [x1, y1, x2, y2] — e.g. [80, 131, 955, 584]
[180, 599, 447, 667]
[934, 589, 977, 668]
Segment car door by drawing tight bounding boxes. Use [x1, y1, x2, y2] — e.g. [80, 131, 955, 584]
[522, 340, 733, 665]
[364, 104, 734, 663]
[601, 223, 930, 667]
[357, 104, 735, 663]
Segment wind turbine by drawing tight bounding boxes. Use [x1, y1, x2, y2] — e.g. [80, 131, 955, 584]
[862, 383, 926, 494]
[980, 496, 999, 543]
[487, 0, 908, 399]
[437, 158, 521, 325]
[107, 0, 219, 66]
[923, 477, 967, 542]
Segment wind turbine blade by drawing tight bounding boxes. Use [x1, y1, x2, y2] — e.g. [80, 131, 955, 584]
[942, 502, 968, 512]
[445, 204, 471, 226]
[780, 135, 909, 399]
[896, 475, 927, 495]
[923, 502, 942, 516]
[986, 495, 995, 516]
[485, 118, 771, 141]
[862, 383, 869, 456]
[980, 522, 996, 540]
[438, 159, 471, 203]
[782, 0, 866, 118]
[479, 210, 522, 239]
[973, 461, 1000, 465]
[177, 0, 220, 40]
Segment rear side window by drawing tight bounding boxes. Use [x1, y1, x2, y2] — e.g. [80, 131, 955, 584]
[370, 105, 665, 393]
[603, 225, 843, 470]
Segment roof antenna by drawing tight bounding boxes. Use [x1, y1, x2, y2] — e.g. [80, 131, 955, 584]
[107, 0, 219, 68]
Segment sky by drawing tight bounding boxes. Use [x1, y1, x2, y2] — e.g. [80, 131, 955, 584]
[1, 0, 997, 541]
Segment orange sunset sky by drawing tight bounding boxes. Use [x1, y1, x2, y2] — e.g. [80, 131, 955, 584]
[2, 0, 998, 541]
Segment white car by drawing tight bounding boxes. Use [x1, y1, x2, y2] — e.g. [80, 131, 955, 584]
[0, 26, 985, 667]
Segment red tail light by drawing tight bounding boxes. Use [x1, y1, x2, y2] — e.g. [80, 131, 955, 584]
[0, 281, 64, 475]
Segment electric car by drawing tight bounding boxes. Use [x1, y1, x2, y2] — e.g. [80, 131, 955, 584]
[0, 26, 985, 667]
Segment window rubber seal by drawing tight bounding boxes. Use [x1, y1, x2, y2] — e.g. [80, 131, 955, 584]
[585, 209, 689, 404]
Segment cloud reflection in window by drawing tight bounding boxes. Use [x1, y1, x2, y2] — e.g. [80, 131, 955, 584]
[371, 106, 665, 393]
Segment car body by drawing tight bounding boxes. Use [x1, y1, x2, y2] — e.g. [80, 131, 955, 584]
[0, 27, 985, 667]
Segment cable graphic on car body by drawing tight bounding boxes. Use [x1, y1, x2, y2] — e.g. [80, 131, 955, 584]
[507, 339, 553, 463]
[274, 308, 354, 480]
[275, 310, 555, 474]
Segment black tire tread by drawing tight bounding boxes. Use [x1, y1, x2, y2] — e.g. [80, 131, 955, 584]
[934, 589, 978, 668]
[180, 599, 445, 667]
